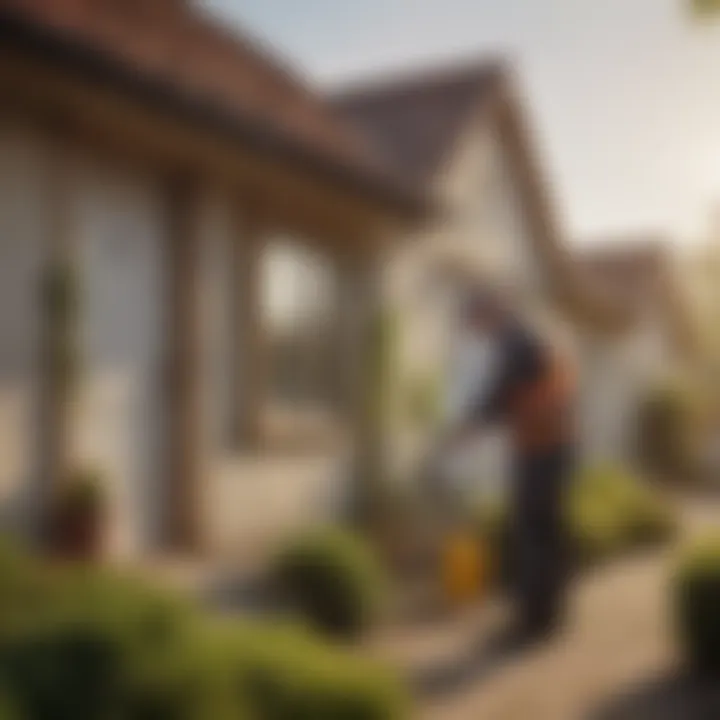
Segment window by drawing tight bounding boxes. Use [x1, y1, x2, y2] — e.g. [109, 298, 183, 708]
[259, 239, 341, 451]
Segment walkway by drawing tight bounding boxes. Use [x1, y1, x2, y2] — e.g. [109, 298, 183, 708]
[372, 496, 720, 720]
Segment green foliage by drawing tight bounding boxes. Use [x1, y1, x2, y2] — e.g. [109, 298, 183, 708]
[41, 261, 79, 328]
[404, 372, 441, 429]
[214, 622, 408, 720]
[474, 465, 677, 576]
[367, 307, 398, 424]
[57, 467, 105, 515]
[0, 542, 408, 720]
[674, 535, 720, 674]
[273, 528, 386, 639]
[41, 260, 81, 392]
[692, 0, 720, 18]
[638, 383, 703, 481]
[570, 465, 678, 563]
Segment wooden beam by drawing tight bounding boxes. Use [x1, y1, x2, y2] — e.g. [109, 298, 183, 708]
[231, 211, 268, 450]
[0, 47, 399, 254]
[165, 176, 205, 551]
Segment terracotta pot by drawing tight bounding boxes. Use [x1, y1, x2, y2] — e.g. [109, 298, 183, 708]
[52, 504, 105, 560]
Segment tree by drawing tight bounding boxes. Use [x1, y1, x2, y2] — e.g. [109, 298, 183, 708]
[691, 0, 720, 17]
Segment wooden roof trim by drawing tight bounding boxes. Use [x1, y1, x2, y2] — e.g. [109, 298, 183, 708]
[0, 7, 431, 222]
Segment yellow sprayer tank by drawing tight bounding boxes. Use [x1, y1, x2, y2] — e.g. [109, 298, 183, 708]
[441, 528, 487, 608]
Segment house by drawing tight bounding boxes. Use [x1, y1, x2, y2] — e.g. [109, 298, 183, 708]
[0, 0, 431, 558]
[1, 0, 689, 560]
[575, 237, 700, 463]
[332, 61, 633, 483]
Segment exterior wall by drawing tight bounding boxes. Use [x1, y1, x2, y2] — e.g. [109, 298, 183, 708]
[578, 315, 673, 465]
[0, 127, 46, 537]
[0, 125, 350, 558]
[72, 156, 166, 557]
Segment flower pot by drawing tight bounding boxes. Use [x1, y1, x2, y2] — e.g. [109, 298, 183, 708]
[53, 503, 105, 560]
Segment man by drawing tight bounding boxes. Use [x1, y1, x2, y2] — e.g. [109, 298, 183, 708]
[447, 286, 577, 639]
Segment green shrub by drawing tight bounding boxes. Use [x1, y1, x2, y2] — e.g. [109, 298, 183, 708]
[405, 372, 441, 429]
[571, 465, 677, 561]
[0, 542, 407, 720]
[57, 467, 105, 514]
[473, 465, 677, 575]
[215, 622, 408, 720]
[638, 383, 702, 481]
[274, 528, 386, 638]
[674, 535, 720, 675]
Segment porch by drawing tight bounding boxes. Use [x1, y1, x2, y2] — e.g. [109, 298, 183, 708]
[0, 15, 425, 557]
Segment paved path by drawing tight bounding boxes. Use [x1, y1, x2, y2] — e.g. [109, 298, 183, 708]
[372, 496, 720, 720]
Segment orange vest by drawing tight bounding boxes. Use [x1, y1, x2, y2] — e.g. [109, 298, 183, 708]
[509, 351, 576, 451]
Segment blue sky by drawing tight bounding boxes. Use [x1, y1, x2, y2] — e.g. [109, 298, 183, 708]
[207, 0, 720, 245]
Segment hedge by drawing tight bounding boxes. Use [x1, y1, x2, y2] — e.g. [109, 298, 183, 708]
[273, 528, 386, 639]
[0, 539, 408, 720]
[475, 465, 678, 579]
[674, 535, 720, 675]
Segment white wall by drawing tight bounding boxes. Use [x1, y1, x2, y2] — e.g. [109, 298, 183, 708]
[0, 127, 46, 537]
[73, 158, 166, 558]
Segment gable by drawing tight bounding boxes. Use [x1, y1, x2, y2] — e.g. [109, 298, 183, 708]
[331, 60, 505, 190]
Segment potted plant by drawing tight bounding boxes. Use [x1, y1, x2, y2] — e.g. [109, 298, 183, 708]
[52, 468, 106, 560]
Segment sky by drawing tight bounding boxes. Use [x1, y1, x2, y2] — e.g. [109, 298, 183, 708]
[206, 0, 720, 246]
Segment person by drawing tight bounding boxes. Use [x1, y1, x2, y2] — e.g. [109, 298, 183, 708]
[444, 285, 577, 640]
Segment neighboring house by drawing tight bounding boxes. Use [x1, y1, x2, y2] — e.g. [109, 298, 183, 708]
[576, 238, 700, 463]
[0, 0, 430, 558]
[332, 61, 631, 483]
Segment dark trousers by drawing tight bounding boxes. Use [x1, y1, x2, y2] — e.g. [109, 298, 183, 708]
[509, 445, 575, 629]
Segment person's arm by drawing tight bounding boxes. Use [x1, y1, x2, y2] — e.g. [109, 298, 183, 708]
[466, 326, 546, 427]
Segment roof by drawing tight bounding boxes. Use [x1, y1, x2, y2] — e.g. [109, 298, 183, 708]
[578, 239, 666, 300]
[577, 238, 700, 358]
[331, 59, 506, 187]
[333, 59, 633, 332]
[0, 0, 426, 216]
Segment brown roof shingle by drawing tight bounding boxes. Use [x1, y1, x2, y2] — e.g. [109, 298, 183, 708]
[0, 0, 425, 213]
[331, 59, 506, 186]
[578, 238, 699, 357]
[331, 59, 635, 333]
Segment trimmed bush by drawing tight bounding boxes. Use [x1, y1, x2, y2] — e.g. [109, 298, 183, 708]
[274, 528, 386, 638]
[215, 622, 408, 720]
[474, 465, 678, 580]
[638, 383, 703, 481]
[674, 535, 720, 675]
[0, 542, 408, 720]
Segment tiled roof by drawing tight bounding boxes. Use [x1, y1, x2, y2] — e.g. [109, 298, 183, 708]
[331, 59, 506, 187]
[0, 0, 424, 213]
[578, 239, 669, 310]
[578, 238, 699, 356]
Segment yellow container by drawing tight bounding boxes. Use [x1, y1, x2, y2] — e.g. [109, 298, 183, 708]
[441, 530, 486, 608]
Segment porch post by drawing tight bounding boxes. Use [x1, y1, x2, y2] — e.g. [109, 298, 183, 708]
[166, 177, 205, 551]
[39, 136, 78, 537]
[231, 213, 267, 449]
[336, 250, 387, 529]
